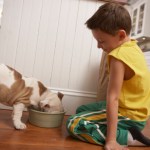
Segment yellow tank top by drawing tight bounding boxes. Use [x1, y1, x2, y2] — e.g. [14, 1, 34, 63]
[108, 40, 150, 121]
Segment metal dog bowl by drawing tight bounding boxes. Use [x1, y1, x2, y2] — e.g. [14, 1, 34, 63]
[28, 108, 65, 128]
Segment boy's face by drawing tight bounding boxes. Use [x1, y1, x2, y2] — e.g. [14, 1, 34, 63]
[92, 29, 122, 53]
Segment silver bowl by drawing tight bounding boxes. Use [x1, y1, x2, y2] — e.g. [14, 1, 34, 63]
[28, 108, 65, 128]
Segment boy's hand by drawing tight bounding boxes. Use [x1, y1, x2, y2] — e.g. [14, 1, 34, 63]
[104, 140, 129, 150]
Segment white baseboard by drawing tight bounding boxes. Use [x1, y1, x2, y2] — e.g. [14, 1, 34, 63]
[49, 87, 97, 98]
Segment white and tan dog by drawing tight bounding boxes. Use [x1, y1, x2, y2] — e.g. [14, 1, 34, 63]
[0, 64, 64, 129]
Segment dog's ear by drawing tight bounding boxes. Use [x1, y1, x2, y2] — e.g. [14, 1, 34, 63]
[57, 92, 64, 100]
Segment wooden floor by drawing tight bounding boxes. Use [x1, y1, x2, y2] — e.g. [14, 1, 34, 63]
[0, 110, 150, 150]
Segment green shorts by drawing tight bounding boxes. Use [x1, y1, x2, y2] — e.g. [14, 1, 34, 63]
[66, 101, 146, 145]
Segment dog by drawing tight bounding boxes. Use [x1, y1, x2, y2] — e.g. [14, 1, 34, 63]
[0, 64, 64, 129]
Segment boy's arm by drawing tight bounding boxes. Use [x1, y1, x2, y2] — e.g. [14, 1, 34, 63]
[105, 56, 125, 149]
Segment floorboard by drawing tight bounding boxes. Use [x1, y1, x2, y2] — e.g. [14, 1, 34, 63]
[0, 109, 150, 150]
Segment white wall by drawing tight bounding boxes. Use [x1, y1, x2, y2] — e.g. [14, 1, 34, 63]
[0, 0, 104, 114]
[0, 0, 3, 25]
[144, 51, 150, 70]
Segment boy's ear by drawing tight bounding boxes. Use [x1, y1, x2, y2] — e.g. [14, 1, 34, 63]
[57, 92, 64, 100]
[118, 29, 126, 41]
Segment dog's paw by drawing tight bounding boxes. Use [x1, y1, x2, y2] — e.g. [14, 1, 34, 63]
[14, 121, 27, 130]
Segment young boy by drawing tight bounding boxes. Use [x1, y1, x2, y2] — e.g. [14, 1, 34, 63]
[66, 2, 150, 150]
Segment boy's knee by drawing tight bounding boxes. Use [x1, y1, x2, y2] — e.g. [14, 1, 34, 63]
[76, 106, 83, 114]
[76, 105, 86, 114]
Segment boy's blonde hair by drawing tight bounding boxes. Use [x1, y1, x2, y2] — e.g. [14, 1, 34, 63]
[85, 2, 131, 36]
